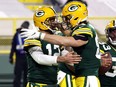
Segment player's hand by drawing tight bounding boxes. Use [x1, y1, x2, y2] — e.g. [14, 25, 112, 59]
[65, 51, 82, 64]
[9, 58, 13, 64]
[20, 28, 41, 40]
[101, 52, 112, 67]
[99, 52, 112, 75]
[57, 51, 82, 64]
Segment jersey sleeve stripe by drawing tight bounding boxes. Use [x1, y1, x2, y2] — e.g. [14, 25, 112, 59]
[72, 28, 93, 37]
[24, 39, 41, 47]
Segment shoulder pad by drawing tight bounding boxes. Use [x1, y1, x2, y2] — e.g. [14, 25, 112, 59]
[24, 39, 41, 47]
[72, 27, 93, 37]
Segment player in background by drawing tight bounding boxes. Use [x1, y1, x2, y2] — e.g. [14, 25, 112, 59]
[23, 6, 81, 87]
[99, 20, 116, 87]
[9, 21, 29, 87]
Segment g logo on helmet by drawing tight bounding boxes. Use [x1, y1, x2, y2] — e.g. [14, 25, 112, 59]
[68, 5, 78, 12]
[35, 11, 45, 17]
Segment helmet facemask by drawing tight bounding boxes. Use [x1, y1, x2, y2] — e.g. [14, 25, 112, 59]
[106, 28, 116, 46]
[62, 15, 72, 29]
[45, 16, 58, 29]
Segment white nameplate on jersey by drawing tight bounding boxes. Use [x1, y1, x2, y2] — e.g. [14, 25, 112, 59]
[57, 71, 66, 84]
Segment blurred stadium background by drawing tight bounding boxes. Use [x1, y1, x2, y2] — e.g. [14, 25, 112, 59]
[0, 0, 116, 87]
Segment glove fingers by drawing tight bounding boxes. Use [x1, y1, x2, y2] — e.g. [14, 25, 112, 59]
[24, 36, 33, 40]
[20, 28, 40, 40]
[21, 29, 29, 32]
[20, 31, 32, 37]
[20, 32, 26, 36]
[20, 33, 28, 38]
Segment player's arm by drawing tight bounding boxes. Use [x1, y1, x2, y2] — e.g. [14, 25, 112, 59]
[99, 42, 112, 75]
[43, 34, 88, 47]
[99, 52, 112, 75]
[9, 33, 17, 64]
[21, 29, 88, 47]
[28, 46, 81, 66]
[99, 42, 112, 67]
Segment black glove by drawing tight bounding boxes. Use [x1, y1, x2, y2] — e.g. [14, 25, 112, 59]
[9, 58, 13, 64]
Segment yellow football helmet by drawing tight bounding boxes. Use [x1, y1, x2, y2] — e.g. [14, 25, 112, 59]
[33, 6, 57, 30]
[105, 20, 116, 46]
[62, 1, 88, 28]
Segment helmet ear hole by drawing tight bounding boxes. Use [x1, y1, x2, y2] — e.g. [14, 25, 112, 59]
[74, 17, 78, 20]
[78, 5, 81, 7]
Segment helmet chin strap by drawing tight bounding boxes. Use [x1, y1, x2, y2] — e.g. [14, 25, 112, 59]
[49, 28, 56, 34]
[109, 37, 116, 46]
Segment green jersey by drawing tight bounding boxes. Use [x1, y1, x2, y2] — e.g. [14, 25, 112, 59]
[71, 22, 101, 76]
[99, 42, 116, 87]
[24, 39, 62, 84]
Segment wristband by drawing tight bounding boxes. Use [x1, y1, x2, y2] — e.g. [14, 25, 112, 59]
[38, 32, 42, 40]
[40, 33, 46, 40]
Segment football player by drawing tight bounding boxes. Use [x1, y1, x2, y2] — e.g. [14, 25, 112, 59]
[21, 1, 112, 87]
[99, 20, 116, 87]
[23, 6, 81, 87]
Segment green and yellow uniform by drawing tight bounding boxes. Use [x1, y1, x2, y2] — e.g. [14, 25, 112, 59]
[58, 63, 76, 87]
[71, 22, 101, 87]
[24, 39, 61, 87]
[59, 73, 76, 87]
[99, 42, 116, 87]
